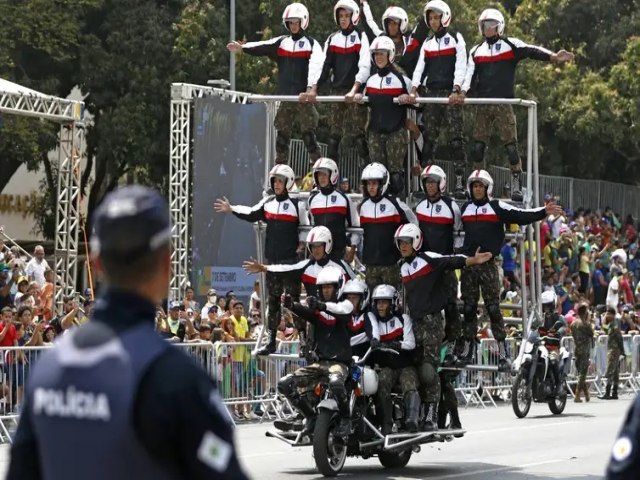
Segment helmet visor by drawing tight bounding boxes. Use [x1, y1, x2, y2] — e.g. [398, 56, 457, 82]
[481, 19, 499, 33]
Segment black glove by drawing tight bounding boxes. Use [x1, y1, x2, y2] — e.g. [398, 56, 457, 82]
[316, 301, 327, 312]
[387, 341, 402, 351]
[281, 293, 293, 309]
[370, 338, 380, 349]
[306, 296, 318, 310]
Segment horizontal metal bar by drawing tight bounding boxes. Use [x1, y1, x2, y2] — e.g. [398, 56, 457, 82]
[384, 432, 433, 451]
[170, 85, 536, 108]
[405, 97, 536, 107]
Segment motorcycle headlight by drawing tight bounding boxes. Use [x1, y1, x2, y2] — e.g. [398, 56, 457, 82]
[524, 342, 533, 354]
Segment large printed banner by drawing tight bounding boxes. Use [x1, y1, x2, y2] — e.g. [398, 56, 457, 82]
[191, 97, 266, 300]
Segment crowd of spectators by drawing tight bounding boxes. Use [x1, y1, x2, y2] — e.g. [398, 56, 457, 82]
[0, 242, 98, 413]
[494, 198, 640, 339]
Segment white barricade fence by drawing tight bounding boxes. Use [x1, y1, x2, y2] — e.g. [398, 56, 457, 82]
[620, 335, 638, 393]
[475, 338, 519, 406]
[3, 334, 640, 442]
[0, 345, 53, 443]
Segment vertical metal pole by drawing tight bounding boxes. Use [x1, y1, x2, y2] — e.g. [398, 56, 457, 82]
[169, 85, 191, 301]
[532, 105, 543, 314]
[230, 0, 236, 90]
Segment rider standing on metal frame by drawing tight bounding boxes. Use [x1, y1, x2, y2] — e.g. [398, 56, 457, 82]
[214, 165, 309, 356]
[453, 8, 574, 201]
[227, 2, 325, 165]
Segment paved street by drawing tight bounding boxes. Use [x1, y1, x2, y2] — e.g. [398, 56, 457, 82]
[0, 397, 631, 479]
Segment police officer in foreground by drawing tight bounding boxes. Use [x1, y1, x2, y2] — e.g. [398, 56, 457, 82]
[8, 185, 249, 480]
[606, 392, 640, 478]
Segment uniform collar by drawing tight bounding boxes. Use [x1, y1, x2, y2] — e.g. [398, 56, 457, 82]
[92, 288, 157, 330]
[340, 25, 355, 36]
[472, 197, 489, 206]
[320, 185, 334, 195]
[435, 28, 447, 39]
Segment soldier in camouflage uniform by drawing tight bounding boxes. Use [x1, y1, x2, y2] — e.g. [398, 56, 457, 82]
[228, 3, 324, 165]
[571, 303, 595, 402]
[310, 0, 370, 164]
[395, 223, 491, 431]
[358, 162, 417, 292]
[214, 165, 308, 355]
[456, 8, 574, 201]
[366, 285, 420, 434]
[409, 0, 468, 199]
[457, 169, 563, 368]
[348, 35, 413, 196]
[599, 307, 625, 400]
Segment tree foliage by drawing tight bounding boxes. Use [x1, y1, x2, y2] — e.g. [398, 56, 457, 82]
[1, 0, 639, 239]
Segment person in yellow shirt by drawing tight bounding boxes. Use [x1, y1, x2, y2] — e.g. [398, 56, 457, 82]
[230, 301, 257, 420]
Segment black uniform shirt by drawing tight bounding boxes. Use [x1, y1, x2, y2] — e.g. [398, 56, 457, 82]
[8, 289, 249, 480]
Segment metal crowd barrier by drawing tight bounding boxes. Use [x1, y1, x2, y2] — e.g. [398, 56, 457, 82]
[2, 333, 640, 443]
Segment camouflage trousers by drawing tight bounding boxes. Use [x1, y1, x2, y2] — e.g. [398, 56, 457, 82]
[266, 268, 302, 331]
[574, 347, 591, 391]
[327, 88, 367, 138]
[274, 102, 320, 164]
[291, 361, 348, 391]
[442, 269, 461, 342]
[368, 129, 408, 174]
[377, 366, 419, 398]
[439, 371, 458, 414]
[421, 89, 466, 172]
[364, 264, 401, 293]
[605, 348, 622, 386]
[472, 104, 521, 172]
[413, 312, 445, 403]
[460, 260, 506, 341]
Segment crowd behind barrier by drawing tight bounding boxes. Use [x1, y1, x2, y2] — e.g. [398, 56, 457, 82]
[0, 332, 637, 442]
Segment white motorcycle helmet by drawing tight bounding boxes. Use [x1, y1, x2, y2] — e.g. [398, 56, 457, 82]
[369, 35, 396, 64]
[269, 164, 296, 192]
[282, 2, 310, 31]
[478, 8, 505, 36]
[371, 284, 399, 312]
[312, 157, 339, 186]
[306, 226, 333, 255]
[421, 164, 447, 194]
[541, 290, 557, 312]
[316, 265, 346, 299]
[341, 278, 369, 310]
[382, 6, 409, 34]
[467, 169, 494, 198]
[394, 223, 423, 252]
[424, 0, 452, 28]
[333, 0, 360, 26]
[361, 162, 390, 197]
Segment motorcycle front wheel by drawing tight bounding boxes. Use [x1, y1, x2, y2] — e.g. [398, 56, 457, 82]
[548, 386, 567, 415]
[313, 410, 348, 477]
[511, 372, 531, 418]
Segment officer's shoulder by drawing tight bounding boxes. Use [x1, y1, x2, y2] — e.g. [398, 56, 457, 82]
[144, 345, 213, 393]
[607, 394, 640, 475]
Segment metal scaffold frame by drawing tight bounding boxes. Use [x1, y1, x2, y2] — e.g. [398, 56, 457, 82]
[0, 80, 84, 313]
[168, 83, 542, 333]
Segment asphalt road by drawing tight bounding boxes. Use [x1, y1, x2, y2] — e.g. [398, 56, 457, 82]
[0, 396, 631, 479]
[234, 396, 630, 480]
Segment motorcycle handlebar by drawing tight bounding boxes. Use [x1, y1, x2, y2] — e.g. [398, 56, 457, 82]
[355, 346, 399, 365]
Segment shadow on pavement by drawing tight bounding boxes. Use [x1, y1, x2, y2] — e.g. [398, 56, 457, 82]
[279, 461, 603, 479]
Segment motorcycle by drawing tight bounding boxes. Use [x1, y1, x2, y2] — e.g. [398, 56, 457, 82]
[511, 333, 570, 418]
[266, 347, 466, 477]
